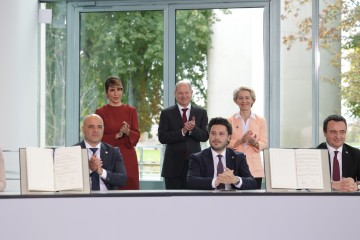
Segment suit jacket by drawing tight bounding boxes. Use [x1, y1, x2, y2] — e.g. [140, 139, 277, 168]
[75, 141, 127, 190]
[317, 142, 360, 181]
[158, 104, 209, 178]
[227, 113, 267, 178]
[187, 147, 257, 190]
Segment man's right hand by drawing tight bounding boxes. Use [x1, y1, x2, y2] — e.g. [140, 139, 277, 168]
[89, 155, 103, 172]
[332, 177, 357, 192]
[182, 116, 196, 134]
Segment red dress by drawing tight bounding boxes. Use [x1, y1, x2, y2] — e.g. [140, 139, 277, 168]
[96, 104, 140, 190]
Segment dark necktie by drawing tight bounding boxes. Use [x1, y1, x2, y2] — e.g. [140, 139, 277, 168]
[217, 155, 225, 189]
[332, 150, 340, 181]
[182, 108, 188, 123]
[89, 148, 100, 190]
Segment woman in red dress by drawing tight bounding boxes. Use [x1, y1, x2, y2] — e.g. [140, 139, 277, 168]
[95, 76, 140, 190]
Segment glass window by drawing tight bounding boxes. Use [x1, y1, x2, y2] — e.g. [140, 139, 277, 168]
[280, 1, 313, 148]
[331, 1, 360, 147]
[40, 2, 67, 147]
[79, 10, 164, 180]
[281, 0, 360, 147]
[41, 1, 268, 183]
[40, 0, 360, 185]
[176, 8, 265, 140]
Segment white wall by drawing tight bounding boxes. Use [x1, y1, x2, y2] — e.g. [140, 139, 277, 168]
[1, 194, 360, 240]
[207, 9, 264, 120]
[0, 0, 39, 150]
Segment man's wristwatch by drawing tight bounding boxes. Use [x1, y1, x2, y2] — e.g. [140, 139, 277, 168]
[233, 177, 240, 186]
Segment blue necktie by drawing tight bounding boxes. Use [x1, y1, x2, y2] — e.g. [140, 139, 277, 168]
[89, 148, 100, 190]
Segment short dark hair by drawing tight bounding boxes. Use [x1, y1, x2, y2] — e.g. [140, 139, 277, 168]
[323, 114, 347, 132]
[208, 117, 232, 135]
[104, 76, 123, 92]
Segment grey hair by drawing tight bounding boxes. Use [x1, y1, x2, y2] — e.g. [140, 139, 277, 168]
[233, 86, 256, 105]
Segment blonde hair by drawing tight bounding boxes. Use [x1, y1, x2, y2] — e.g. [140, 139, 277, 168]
[232, 86, 256, 105]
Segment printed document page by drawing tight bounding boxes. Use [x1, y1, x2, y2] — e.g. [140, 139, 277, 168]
[26, 148, 55, 191]
[295, 149, 323, 189]
[54, 146, 83, 191]
[269, 149, 298, 189]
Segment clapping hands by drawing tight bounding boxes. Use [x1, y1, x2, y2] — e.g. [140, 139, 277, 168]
[234, 130, 258, 148]
[89, 154, 103, 175]
[182, 116, 196, 134]
[115, 121, 130, 139]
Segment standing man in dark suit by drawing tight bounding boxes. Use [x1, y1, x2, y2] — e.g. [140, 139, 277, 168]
[75, 114, 127, 191]
[187, 117, 257, 190]
[317, 114, 360, 192]
[158, 80, 209, 189]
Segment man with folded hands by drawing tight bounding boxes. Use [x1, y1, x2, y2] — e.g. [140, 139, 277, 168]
[187, 117, 257, 190]
[317, 114, 360, 192]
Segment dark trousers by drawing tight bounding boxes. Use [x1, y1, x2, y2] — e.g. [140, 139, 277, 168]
[164, 161, 189, 189]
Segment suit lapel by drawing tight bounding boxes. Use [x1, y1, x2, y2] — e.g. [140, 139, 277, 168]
[225, 148, 236, 170]
[97, 143, 108, 187]
[171, 105, 184, 125]
[248, 114, 259, 134]
[248, 115, 255, 130]
[319, 142, 327, 149]
[233, 117, 244, 137]
[203, 148, 215, 176]
[80, 141, 86, 149]
[100, 143, 109, 162]
[204, 148, 235, 174]
[189, 106, 196, 122]
[342, 144, 351, 176]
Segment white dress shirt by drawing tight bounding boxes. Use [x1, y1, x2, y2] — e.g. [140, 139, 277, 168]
[84, 141, 108, 191]
[326, 143, 343, 179]
[178, 103, 191, 136]
[210, 148, 242, 189]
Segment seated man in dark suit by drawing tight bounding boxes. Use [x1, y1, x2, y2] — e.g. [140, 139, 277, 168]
[187, 117, 257, 190]
[75, 114, 127, 191]
[317, 114, 360, 192]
